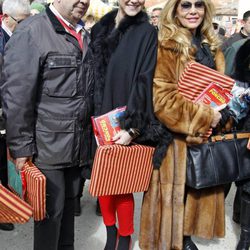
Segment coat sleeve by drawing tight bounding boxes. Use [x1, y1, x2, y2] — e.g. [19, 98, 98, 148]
[153, 43, 214, 137]
[1, 28, 41, 158]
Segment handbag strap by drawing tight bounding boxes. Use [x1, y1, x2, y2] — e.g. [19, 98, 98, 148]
[210, 132, 250, 142]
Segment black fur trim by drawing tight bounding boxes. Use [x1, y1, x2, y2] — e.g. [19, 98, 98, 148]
[91, 10, 149, 115]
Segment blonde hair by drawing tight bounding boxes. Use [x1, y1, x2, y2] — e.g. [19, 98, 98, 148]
[159, 0, 220, 60]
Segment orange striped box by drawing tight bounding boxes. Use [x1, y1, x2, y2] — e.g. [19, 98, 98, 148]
[178, 62, 235, 102]
[89, 144, 154, 196]
[0, 184, 33, 224]
[23, 161, 46, 221]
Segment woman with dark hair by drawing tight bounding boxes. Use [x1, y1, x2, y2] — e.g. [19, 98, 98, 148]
[139, 0, 233, 249]
[228, 39, 250, 250]
[89, 0, 172, 249]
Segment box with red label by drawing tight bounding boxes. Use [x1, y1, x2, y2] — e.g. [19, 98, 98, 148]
[91, 106, 126, 146]
[195, 82, 233, 107]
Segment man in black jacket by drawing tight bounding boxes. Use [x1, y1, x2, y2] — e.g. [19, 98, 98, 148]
[0, 0, 30, 232]
[1, 0, 93, 249]
[221, 10, 250, 53]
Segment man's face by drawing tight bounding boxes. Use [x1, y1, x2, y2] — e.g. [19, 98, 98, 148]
[243, 17, 250, 36]
[3, 13, 30, 33]
[54, 0, 90, 25]
[151, 9, 161, 27]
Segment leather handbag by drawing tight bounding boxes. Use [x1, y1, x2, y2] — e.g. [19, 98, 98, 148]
[186, 132, 250, 189]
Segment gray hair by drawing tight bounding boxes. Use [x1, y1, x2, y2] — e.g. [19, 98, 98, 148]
[2, 0, 30, 16]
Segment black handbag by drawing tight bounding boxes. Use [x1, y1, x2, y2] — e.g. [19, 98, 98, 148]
[186, 132, 250, 189]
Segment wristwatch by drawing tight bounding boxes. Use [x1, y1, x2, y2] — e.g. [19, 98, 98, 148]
[128, 128, 140, 139]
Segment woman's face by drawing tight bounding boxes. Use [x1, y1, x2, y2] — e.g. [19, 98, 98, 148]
[118, 0, 145, 17]
[175, 0, 205, 34]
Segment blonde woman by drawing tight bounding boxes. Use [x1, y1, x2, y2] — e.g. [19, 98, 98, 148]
[140, 0, 232, 249]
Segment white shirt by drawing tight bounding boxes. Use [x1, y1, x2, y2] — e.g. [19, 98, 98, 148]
[49, 4, 83, 34]
[2, 21, 12, 37]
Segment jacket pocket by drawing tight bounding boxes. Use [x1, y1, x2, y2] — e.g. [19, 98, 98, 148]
[43, 54, 78, 97]
[35, 118, 75, 166]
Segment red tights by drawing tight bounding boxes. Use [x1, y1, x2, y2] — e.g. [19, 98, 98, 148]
[98, 194, 134, 236]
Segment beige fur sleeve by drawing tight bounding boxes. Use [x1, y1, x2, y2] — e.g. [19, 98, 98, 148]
[153, 44, 214, 137]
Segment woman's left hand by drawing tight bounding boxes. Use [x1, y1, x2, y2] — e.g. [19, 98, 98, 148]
[113, 130, 133, 145]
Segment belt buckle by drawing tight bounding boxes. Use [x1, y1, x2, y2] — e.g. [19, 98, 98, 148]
[220, 134, 226, 141]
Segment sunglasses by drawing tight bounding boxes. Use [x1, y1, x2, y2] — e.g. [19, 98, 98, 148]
[180, 1, 205, 11]
[10, 15, 23, 24]
[151, 15, 159, 18]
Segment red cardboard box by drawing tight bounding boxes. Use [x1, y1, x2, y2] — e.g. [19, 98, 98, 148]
[89, 144, 154, 196]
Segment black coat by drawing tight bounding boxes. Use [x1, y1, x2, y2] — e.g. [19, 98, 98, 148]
[90, 10, 172, 168]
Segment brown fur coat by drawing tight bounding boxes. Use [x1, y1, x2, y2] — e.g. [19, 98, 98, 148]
[139, 40, 226, 250]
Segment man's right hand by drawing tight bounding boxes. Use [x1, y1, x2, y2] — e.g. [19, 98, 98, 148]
[16, 157, 30, 171]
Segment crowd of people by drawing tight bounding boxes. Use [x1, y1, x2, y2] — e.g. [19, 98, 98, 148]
[0, 0, 249, 250]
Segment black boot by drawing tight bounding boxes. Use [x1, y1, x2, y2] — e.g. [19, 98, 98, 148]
[0, 223, 14, 231]
[96, 198, 102, 216]
[117, 235, 131, 250]
[183, 236, 199, 250]
[104, 225, 117, 250]
[236, 194, 250, 250]
[233, 187, 242, 224]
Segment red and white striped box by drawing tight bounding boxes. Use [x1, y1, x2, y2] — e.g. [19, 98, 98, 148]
[0, 184, 33, 224]
[178, 62, 235, 102]
[89, 144, 154, 196]
[23, 161, 46, 221]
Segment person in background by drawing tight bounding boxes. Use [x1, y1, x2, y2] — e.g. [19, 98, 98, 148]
[150, 7, 162, 30]
[0, 0, 30, 232]
[30, 1, 45, 15]
[90, 0, 172, 248]
[226, 39, 250, 250]
[140, 0, 231, 249]
[1, 0, 92, 249]
[221, 10, 250, 53]
[212, 21, 226, 43]
[0, 0, 30, 51]
[84, 14, 95, 33]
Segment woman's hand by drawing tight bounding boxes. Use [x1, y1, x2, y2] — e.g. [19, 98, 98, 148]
[112, 130, 133, 145]
[211, 104, 226, 128]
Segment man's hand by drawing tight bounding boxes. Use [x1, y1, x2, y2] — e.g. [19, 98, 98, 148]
[15, 157, 31, 171]
[113, 130, 132, 146]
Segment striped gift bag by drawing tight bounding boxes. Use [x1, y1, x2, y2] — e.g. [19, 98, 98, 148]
[24, 161, 46, 221]
[89, 144, 154, 196]
[178, 61, 235, 102]
[0, 184, 33, 224]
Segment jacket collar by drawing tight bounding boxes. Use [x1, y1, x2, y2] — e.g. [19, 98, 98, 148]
[45, 6, 90, 55]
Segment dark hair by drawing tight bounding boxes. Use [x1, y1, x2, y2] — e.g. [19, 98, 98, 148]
[243, 10, 250, 21]
[233, 39, 250, 83]
[152, 7, 162, 12]
[218, 27, 226, 36]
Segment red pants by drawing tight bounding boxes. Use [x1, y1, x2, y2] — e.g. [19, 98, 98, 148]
[98, 194, 134, 236]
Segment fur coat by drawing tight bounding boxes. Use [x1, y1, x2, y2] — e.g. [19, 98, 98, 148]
[139, 39, 226, 250]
